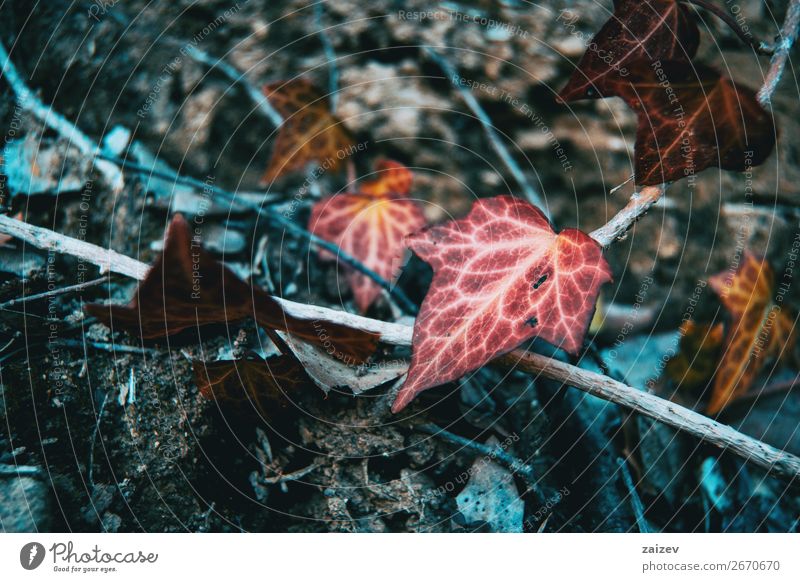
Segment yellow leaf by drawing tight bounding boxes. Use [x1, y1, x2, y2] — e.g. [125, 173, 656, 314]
[706, 252, 796, 414]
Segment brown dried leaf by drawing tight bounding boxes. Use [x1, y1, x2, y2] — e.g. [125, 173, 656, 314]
[665, 320, 724, 390]
[707, 252, 796, 414]
[558, 0, 699, 102]
[260, 79, 355, 184]
[602, 61, 775, 186]
[85, 214, 378, 363]
[193, 352, 307, 418]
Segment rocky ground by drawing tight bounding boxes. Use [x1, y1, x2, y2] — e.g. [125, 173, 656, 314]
[0, 0, 798, 532]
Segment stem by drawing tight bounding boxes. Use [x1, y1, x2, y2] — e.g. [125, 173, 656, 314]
[314, 1, 340, 114]
[416, 423, 544, 499]
[172, 42, 283, 127]
[0, 214, 149, 280]
[757, 0, 800, 105]
[500, 350, 800, 480]
[617, 457, 652, 533]
[260, 460, 320, 484]
[57, 339, 161, 356]
[424, 46, 550, 217]
[590, 185, 665, 248]
[685, 0, 771, 54]
[0, 275, 109, 310]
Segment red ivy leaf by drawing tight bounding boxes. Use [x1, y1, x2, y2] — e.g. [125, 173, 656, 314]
[392, 195, 612, 412]
[260, 79, 355, 184]
[309, 160, 426, 312]
[558, 0, 699, 102]
[604, 61, 775, 186]
[86, 215, 377, 363]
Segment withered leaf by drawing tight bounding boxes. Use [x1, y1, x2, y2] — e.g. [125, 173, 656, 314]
[558, 0, 699, 102]
[602, 61, 775, 186]
[455, 437, 524, 533]
[665, 319, 724, 390]
[276, 331, 408, 395]
[193, 352, 307, 418]
[260, 79, 355, 184]
[86, 214, 378, 363]
[706, 252, 796, 414]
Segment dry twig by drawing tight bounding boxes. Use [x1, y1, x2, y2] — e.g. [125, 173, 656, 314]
[424, 46, 549, 216]
[757, 0, 800, 105]
[176, 43, 284, 127]
[0, 275, 109, 310]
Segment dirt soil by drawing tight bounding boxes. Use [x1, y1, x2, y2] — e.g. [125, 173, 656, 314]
[1, 0, 799, 532]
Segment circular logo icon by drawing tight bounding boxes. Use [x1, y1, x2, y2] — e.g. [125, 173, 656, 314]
[20, 542, 46, 570]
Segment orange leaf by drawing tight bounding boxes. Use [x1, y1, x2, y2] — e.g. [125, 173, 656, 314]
[309, 160, 426, 313]
[260, 79, 355, 184]
[392, 195, 612, 412]
[707, 252, 796, 414]
[665, 320, 724, 390]
[358, 160, 413, 198]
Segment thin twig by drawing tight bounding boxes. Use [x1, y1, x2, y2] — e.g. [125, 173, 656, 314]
[0, 275, 109, 310]
[424, 46, 549, 216]
[87, 390, 108, 488]
[96, 155, 253, 213]
[500, 350, 800, 480]
[416, 423, 543, 498]
[757, 0, 800, 105]
[0, 464, 42, 478]
[315, 1, 340, 114]
[57, 339, 161, 356]
[175, 43, 283, 127]
[590, 185, 665, 248]
[0, 214, 149, 279]
[260, 460, 320, 484]
[0, 40, 123, 191]
[617, 457, 652, 533]
[609, 175, 634, 194]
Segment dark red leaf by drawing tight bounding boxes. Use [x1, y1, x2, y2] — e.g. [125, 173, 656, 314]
[604, 61, 775, 186]
[86, 215, 378, 363]
[193, 352, 308, 418]
[558, 0, 699, 102]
